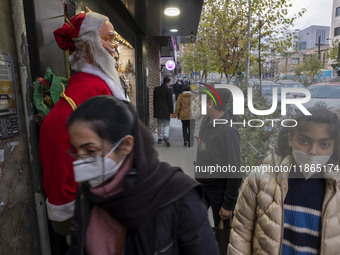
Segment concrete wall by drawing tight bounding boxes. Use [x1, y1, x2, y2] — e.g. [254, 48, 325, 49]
[0, 0, 41, 254]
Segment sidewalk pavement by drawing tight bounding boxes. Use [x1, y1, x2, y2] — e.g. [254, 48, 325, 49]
[152, 116, 196, 178]
[152, 98, 214, 225]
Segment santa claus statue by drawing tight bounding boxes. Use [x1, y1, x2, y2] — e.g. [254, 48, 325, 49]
[39, 11, 128, 239]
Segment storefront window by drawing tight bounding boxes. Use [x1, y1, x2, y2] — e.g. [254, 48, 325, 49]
[116, 39, 136, 105]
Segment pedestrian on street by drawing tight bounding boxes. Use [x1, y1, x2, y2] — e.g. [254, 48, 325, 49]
[39, 11, 128, 253]
[195, 88, 242, 228]
[66, 95, 219, 255]
[172, 84, 196, 147]
[173, 80, 183, 100]
[153, 77, 173, 147]
[191, 91, 204, 145]
[228, 106, 340, 255]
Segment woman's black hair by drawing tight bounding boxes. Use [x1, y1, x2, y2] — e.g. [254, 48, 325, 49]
[277, 106, 340, 163]
[67, 95, 134, 144]
[181, 84, 191, 92]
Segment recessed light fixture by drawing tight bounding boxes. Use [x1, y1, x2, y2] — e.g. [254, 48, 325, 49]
[164, 7, 180, 16]
[170, 28, 178, 33]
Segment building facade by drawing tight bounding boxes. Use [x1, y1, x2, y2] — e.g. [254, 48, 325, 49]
[331, 0, 340, 40]
[298, 25, 330, 51]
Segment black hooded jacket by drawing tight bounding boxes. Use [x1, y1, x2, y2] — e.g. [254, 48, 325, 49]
[67, 103, 219, 255]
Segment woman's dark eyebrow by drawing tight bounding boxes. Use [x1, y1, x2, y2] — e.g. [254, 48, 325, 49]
[318, 138, 334, 142]
[298, 134, 333, 141]
[298, 134, 311, 140]
[79, 142, 95, 148]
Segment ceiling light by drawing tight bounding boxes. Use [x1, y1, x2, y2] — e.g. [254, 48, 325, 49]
[170, 28, 178, 33]
[164, 7, 180, 16]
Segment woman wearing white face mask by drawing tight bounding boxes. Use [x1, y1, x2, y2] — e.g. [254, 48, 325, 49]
[66, 95, 219, 255]
[228, 106, 340, 255]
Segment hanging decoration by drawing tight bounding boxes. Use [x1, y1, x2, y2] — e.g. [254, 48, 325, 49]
[125, 59, 134, 75]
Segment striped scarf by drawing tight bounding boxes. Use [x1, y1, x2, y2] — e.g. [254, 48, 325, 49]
[282, 177, 325, 255]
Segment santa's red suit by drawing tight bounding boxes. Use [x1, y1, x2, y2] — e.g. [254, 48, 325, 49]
[39, 63, 126, 221]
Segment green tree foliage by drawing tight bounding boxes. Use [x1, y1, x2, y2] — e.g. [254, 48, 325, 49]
[249, 60, 264, 77]
[234, 81, 281, 167]
[181, 0, 305, 81]
[294, 61, 304, 79]
[179, 44, 195, 75]
[179, 39, 216, 82]
[294, 55, 322, 83]
[279, 50, 297, 74]
[305, 55, 322, 79]
[180, 0, 305, 83]
[199, 0, 248, 83]
[327, 39, 340, 63]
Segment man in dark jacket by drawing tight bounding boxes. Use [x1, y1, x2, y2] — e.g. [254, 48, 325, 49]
[153, 77, 173, 146]
[195, 88, 242, 228]
[173, 80, 182, 100]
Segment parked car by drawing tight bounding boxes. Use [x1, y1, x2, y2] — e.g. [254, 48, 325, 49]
[253, 81, 280, 97]
[248, 78, 260, 87]
[253, 81, 302, 113]
[276, 80, 305, 89]
[246, 79, 276, 87]
[252, 82, 282, 109]
[299, 83, 340, 111]
[276, 80, 306, 98]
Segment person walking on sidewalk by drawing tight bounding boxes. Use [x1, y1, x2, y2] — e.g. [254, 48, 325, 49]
[153, 77, 173, 146]
[173, 80, 183, 100]
[195, 88, 242, 227]
[191, 91, 204, 145]
[172, 84, 196, 147]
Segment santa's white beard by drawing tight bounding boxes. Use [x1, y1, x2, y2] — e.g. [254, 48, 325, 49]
[69, 36, 122, 89]
[87, 37, 121, 87]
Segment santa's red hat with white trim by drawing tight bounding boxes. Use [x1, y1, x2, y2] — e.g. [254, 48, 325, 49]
[54, 12, 108, 52]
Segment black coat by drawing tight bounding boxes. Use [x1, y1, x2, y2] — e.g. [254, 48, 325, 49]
[153, 84, 173, 120]
[195, 111, 242, 210]
[68, 183, 219, 255]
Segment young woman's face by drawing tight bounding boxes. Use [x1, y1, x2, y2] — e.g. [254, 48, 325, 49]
[68, 121, 121, 163]
[289, 123, 335, 156]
